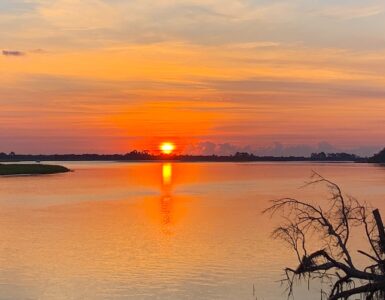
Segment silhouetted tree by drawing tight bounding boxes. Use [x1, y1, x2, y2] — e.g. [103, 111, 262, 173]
[264, 172, 385, 299]
[369, 148, 385, 163]
[234, 152, 255, 160]
[326, 152, 358, 161]
[311, 152, 327, 160]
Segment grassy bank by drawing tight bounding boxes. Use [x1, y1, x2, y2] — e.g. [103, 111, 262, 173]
[0, 164, 70, 175]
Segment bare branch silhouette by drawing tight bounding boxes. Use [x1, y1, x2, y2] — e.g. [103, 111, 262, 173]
[264, 172, 385, 299]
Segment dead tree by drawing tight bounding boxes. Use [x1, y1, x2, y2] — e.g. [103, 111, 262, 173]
[264, 171, 385, 299]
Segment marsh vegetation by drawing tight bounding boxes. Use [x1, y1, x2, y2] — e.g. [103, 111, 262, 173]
[0, 163, 70, 175]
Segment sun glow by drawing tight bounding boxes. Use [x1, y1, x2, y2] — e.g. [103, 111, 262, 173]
[160, 142, 175, 155]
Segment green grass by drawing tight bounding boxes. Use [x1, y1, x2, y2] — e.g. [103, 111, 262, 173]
[0, 164, 70, 176]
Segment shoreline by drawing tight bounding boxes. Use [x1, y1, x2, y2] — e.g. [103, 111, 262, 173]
[0, 159, 362, 163]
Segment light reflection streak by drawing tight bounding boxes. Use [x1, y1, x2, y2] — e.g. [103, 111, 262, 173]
[162, 163, 172, 186]
[160, 163, 173, 232]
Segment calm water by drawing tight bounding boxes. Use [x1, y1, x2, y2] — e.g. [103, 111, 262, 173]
[0, 162, 384, 299]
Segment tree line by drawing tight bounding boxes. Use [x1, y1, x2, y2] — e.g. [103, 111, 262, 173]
[0, 148, 384, 162]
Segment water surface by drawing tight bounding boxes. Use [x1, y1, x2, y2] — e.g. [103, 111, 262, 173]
[0, 162, 384, 299]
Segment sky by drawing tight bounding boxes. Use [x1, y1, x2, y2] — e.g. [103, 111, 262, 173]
[1, 0, 385, 155]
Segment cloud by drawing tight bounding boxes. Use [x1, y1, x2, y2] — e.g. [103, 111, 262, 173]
[207, 77, 385, 100]
[2, 0, 385, 50]
[184, 141, 382, 157]
[30, 48, 46, 53]
[2, 50, 25, 56]
[317, 4, 384, 20]
[37, 0, 120, 30]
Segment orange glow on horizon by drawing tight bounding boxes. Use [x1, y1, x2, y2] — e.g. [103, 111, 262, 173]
[160, 142, 175, 155]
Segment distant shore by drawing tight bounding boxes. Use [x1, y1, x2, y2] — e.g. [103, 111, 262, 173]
[0, 151, 369, 163]
[0, 163, 71, 176]
[1, 148, 384, 163]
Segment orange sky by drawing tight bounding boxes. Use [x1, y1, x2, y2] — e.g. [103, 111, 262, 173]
[1, 0, 385, 155]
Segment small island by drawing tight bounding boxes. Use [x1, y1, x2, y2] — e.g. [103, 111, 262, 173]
[0, 163, 70, 176]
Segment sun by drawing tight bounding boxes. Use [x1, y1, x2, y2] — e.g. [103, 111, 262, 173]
[160, 142, 175, 155]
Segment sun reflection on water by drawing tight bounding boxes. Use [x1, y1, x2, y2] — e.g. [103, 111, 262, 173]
[160, 163, 174, 232]
[162, 163, 172, 186]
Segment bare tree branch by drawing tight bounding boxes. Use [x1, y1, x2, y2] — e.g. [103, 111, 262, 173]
[264, 174, 385, 299]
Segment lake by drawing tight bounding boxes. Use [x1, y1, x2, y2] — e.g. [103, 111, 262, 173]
[0, 162, 384, 299]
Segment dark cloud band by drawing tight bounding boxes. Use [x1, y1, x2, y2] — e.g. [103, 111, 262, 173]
[2, 50, 25, 56]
